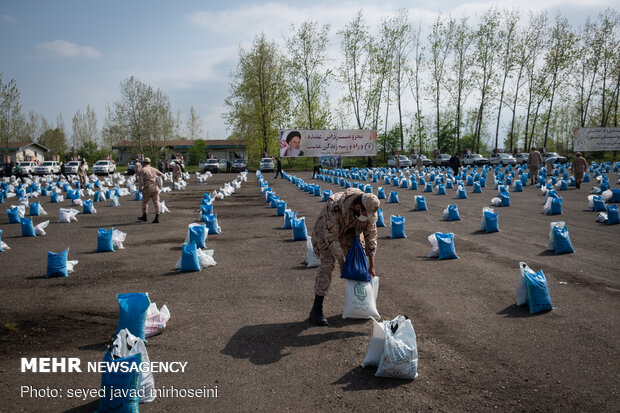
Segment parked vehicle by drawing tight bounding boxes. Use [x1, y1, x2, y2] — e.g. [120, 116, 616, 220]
[541, 152, 567, 164]
[198, 159, 207, 171]
[203, 158, 226, 173]
[65, 161, 88, 174]
[409, 154, 432, 167]
[34, 161, 61, 175]
[231, 158, 247, 172]
[387, 155, 412, 168]
[126, 160, 143, 175]
[433, 154, 451, 167]
[259, 157, 275, 172]
[515, 153, 529, 165]
[12, 161, 37, 175]
[489, 153, 517, 166]
[92, 160, 116, 175]
[462, 153, 489, 166]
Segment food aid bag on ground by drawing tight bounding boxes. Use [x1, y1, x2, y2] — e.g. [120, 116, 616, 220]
[597, 212, 608, 223]
[292, 217, 308, 241]
[97, 349, 141, 412]
[58, 208, 79, 223]
[547, 221, 566, 251]
[362, 318, 386, 368]
[376, 208, 385, 227]
[340, 237, 370, 281]
[342, 277, 380, 320]
[145, 303, 171, 338]
[184, 223, 207, 249]
[282, 209, 296, 229]
[113, 229, 127, 250]
[552, 225, 575, 254]
[479, 207, 498, 232]
[46, 248, 78, 277]
[97, 228, 115, 252]
[442, 204, 460, 221]
[175, 245, 216, 271]
[305, 236, 320, 268]
[524, 269, 553, 314]
[109, 328, 155, 403]
[606, 204, 619, 224]
[115, 292, 151, 340]
[427, 233, 440, 258]
[375, 315, 418, 380]
[159, 200, 170, 213]
[517, 262, 534, 306]
[0, 229, 9, 251]
[21, 217, 36, 237]
[415, 196, 427, 211]
[490, 197, 501, 207]
[390, 215, 406, 238]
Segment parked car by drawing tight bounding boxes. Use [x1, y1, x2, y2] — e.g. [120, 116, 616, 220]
[126, 160, 143, 175]
[515, 153, 529, 165]
[259, 157, 275, 172]
[92, 160, 116, 175]
[203, 158, 226, 173]
[12, 161, 37, 175]
[387, 155, 412, 168]
[198, 159, 207, 171]
[462, 153, 489, 166]
[409, 154, 432, 167]
[34, 161, 61, 175]
[65, 160, 88, 174]
[541, 152, 567, 164]
[231, 158, 247, 172]
[489, 153, 517, 166]
[433, 154, 451, 167]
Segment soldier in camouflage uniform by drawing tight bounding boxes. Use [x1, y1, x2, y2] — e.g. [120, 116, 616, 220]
[309, 188, 380, 326]
[137, 157, 165, 223]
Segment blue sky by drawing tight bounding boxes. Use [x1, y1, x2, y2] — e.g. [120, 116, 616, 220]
[0, 0, 615, 141]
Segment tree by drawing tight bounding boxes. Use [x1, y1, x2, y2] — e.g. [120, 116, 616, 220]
[187, 139, 205, 165]
[71, 105, 98, 150]
[224, 33, 290, 158]
[0, 73, 25, 151]
[406, 23, 425, 153]
[428, 16, 451, 146]
[186, 106, 203, 140]
[286, 20, 332, 129]
[377, 124, 401, 159]
[39, 127, 67, 155]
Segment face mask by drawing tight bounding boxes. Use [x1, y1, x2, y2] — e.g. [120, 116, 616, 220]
[357, 215, 368, 222]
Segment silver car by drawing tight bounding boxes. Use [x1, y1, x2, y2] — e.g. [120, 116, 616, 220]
[388, 155, 412, 168]
[92, 160, 116, 175]
[34, 161, 61, 175]
[259, 157, 275, 172]
[489, 153, 517, 166]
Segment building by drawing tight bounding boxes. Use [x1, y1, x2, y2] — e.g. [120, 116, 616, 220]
[112, 139, 246, 164]
[0, 141, 50, 163]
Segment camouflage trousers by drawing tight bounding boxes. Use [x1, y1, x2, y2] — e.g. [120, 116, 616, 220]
[313, 232, 364, 296]
[142, 186, 160, 214]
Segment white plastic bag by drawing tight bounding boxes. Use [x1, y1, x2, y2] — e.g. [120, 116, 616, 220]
[34, 220, 50, 236]
[427, 233, 439, 258]
[375, 316, 418, 380]
[110, 328, 155, 403]
[543, 197, 553, 215]
[587, 195, 595, 211]
[597, 212, 608, 223]
[66, 259, 78, 274]
[145, 303, 170, 338]
[58, 208, 79, 223]
[362, 318, 385, 368]
[547, 221, 566, 251]
[342, 277, 380, 320]
[517, 262, 532, 306]
[479, 207, 494, 231]
[601, 189, 613, 202]
[306, 236, 320, 268]
[441, 207, 449, 221]
[159, 200, 170, 213]
[490, 197, 501, 207]
[112, 229, 127, 250]
[1, 241, 10, 250]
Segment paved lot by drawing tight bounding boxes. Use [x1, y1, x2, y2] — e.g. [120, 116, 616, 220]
[0, 169, 618, 412]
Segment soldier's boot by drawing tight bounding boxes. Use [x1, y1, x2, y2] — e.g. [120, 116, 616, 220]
[309, 295, 328, 326]
[138, 213, 147, 222]
[152, 214, 159, 223]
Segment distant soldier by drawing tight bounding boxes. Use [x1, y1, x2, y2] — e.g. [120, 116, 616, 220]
[78, 160, 87, 187]
[527, 147, 543, 185]
[137, 157, 165, 223]
[274, 157, 283, 179]
[571, 152, 588, 189]
[171, 161, 182, 187]
[134, 157, 142, 177]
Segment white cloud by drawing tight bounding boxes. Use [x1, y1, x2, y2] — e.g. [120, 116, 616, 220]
[0, 14, 19, 24]
[36, 40, 102, 59]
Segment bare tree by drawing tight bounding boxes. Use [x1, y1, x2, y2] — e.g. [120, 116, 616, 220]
[428, 15, 451, 147]
[71, 105, 98, 150]
[186, 106, 203, 140]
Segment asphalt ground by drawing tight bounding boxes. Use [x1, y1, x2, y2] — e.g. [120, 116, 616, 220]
[0, 168, 618, 412]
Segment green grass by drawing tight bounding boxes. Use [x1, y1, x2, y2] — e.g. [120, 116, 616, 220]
[3, 322, 18, 331]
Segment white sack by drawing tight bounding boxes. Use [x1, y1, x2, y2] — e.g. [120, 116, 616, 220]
[427, 233, 439, 258]
[112, 229, 127, 250]
[58, 208, 79, 223]
[110, 328, 155, 403]
[342, 277, 380, 320]
[34, 220, 50, 236]
[361, 318, 386, 368]
[547, 221, 566, 251]
[306, 236, 320, 268]
[145, 303, 171, 338]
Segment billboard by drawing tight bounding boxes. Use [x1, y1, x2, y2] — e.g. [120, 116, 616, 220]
[279, 130, 377, 157]
[573, 128, 620, 151]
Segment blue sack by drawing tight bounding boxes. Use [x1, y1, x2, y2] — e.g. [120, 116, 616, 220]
[116, 292, 150, 339]
[314, 186, 321, 196]
[592, 196, 606, 212]
[50, 192, 59, 203]
[448, 204, 460, 221]
[322, 190, 332, 202]
[376, 208, 385, 227]
[410, 179, 418, 190]
[283, 210, 296, 229]
[415, 196, 427, 211]
[201, 203, 213, 215]
[94, 191, 101, 202]
[484, 210, 499, 233]
[181, 242, 201, 272]
[83, 199, 94, 214]
[559, 180, 568, 191]
[340, 237, 370, 281]
[0, 229, 3, 252]
[97, 228, 115, 252]
[390, 215, 406, 239]
[550, 197, 562, 215]
[611, 189, 620, 203]
[29, 202, 40, 216]
[364, 184, 373, 193]
[189, 225, 207, 248]
[473, 182, 482, 193]
[388, 191, 399, 203]
[276, 200, 287, 216]
[435, 232, 458, 260]
[514, 181, 523, 192]
[21, 217, 35, 237]
[583, 173, 590, 182]
[457, 186, 468, 199]
[97, 350, 141, 413]
[446, 179, 454, 189]
[606, 204, 619, 225]
[553, 226, 574, 254]
[203, 213, 220, 234]
[47, 248, 69, 278]
[377, 187, 386, 199]
[269, 196, 280, 208]
[437, 184, 446, 195]
[8, 207, 21, 223]
[524, 269, 553, 314]
[500, 193, 510, 207]
[424, 182, 433, 193]
[292, 217, 308, 241]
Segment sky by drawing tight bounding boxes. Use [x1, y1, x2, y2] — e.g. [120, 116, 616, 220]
[0, 0, 616, 142]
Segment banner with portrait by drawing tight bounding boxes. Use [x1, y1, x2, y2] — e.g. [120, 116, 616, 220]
[279, 130, 377, 157]
[573, 127, 620, 151]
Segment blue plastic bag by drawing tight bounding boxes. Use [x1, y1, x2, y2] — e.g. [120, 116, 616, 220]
[388, 191, 399, 203]
[97, 350, 141, 413]
[340, 237, 370, 281]
[500, 193, 510, 207]
[292, 217, 308, 241]
[21, 217, 36, 237]
[97, 228, 115, 252]
[550, 196, 562, 215]
[322, 190, 332, 202]
[484, 210, 499, 233]
[376, 208, 385, 227]
[283, 210, 296, 229]
[269, 196, 280, 208]
[457, 186, 468, 199]
[424, 182, 433, 193]
[592, 196, 606, 212]
[553, 226, 574, 254]
[606, 204, 619, 225]
[437, 184, 446, 195]
[94, 191, 101, 202]
[189, 225, 207, 249]
[473, 182, 482, 193]
[8, 207, 21, 224]
[514, 181, 523, 192]
[390, 216, 406, 239]
[29, 202, 40, 216]
[181, 242, 201, 272]
[524, 269, 553, 314]
[611, 189, 620, 203]
[0, 229, 3, 252]
[47, 248, 69, 278]
[448, 204, 460, 221]
[201, 203, 213, 215]
[83, 199, 94, 214]
[410, 179, 418, 190]
[203, 213, 220, 235]
[116, 292, 150, 339]
[276, 200, 287, 216]
[415, 196, 427, 211]
[436, 232, 458, 260]
[377, 187, 386, 199]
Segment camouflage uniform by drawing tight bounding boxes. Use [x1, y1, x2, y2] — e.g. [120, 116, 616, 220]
[311, 188, 378, 296]
[134, 160, 142, 177]
[527, 149, 543, 183]
[172, 163, 182, 184]
[139, 164, 165, 214]
[571, 154, 588, 185]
